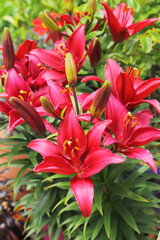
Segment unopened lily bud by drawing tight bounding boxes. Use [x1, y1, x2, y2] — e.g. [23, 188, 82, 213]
[90, 80, 111, 118]
[89, 0, 97, 18]
[88, 37, 101, 67]
[65, 52, 77, 87]
[10, 97, 46, 136]
[64, 0, 74, 14]
[39, 11, 59, 33]
[40, 96, 54, 114]
[3, 27, 15, 70]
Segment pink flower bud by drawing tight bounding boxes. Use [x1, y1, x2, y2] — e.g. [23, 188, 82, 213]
[3, 27, 15, 70]
[88, 37, 101, 67]
[10, 97, 46, 135]
[65, 52, 77, 87]
[90, 80, 111, 118]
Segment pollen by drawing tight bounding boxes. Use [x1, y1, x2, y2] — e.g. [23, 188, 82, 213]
[59, 85, 73, 94]
[123, 112, 139, 127]
[62, 137, 82, 158]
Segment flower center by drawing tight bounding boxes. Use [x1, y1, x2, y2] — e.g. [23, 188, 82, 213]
[56, 43, 69, 56]
[126, 66, 141, 79]
[18, 90, 33, 105]
[59, 85, 75, 95]
[123, 112, 139, 128]
[63, 137, 82, 158]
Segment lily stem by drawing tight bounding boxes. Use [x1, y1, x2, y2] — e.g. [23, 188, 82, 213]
[72, 86, 79, 115]
[106, 42, 117, 54]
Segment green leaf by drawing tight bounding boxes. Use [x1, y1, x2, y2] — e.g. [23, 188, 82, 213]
[109, 212, 117, 240]
[91, 217, 104, 240]
[58, 202, 79, 216]
[104, 202, 112, 238]
[45, 181, 70, 190]
[115, 204, 140, 233]
[94, 183, 104, 215]
[108, 183, 149, 202]
[140, 35, 152, 53]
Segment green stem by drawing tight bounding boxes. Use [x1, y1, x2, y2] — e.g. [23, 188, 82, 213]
[72, 87, 79, 115]
[106, 42, 118, 54]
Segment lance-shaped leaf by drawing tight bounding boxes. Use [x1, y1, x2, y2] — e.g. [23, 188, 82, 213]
[10, 97, 46, 135]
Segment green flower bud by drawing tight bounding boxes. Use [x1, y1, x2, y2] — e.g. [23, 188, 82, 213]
[90, 80, 111, 118]
[39, 11, 59, 33]
[65, 52, 77, 87]
[40, 96, 54, 114]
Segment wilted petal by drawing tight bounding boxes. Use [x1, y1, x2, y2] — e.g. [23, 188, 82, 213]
[28, 139, 59, 157]
[34, 156, 75, 175]
[82, 147, 124, 178]
[70, 176, 94, 218]
[122, 148, 157, 174]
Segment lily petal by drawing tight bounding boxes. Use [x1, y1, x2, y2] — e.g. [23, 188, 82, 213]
[34, 156, 75, 175]
[82, 147, 124, 178]
[105, 58, 122, 96]
[87, 120, 111, 150]
[122, 148, 157, 174]
[28, 139, 59, 157]
[57, 108, 87, 160]
[127, 127, 160, 147]
[67, 25, 85, 66]
[70, 176, 94, 218]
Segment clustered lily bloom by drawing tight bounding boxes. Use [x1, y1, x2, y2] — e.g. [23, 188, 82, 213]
[0, 0, 159, 219]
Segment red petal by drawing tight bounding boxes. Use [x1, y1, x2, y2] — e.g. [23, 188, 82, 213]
[113, 2, 133, 27]
[81, 76, 104, 84]
[0, 101, 10, 116]
[101, 2, 122, 42]
[87, 120, 111, 150]
[134, 109, 154, 127]
[42, 119, 57, 134]
[67, 25, 85, 66]
[127, 18, 159, 36]
[28, 139, 59, 157]
[30, 49, 65, 71]
[136, 77, 160, 100]
[116, 72, 136, 105]
[16, 40, 37, 59]
[103, 132, 118, 146]
[8, 109, 24, 131]
[105, 93, 128, 137]
[57, 108, 87, 161]
[127, 127, 160, 147]
[82, 148, 124, 178]
[34, 156, 75, 175]
[127, 99, 160, 114]
[70, 176, 94, 218]
[122, 148, 157, 174]
[105, 58, 122, 96]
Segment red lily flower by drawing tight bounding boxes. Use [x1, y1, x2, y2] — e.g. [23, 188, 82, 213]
[104, 93, 160, 173]
[0, 69, 56, 133]
[28, 108, 124, 217]
[82, 58, 160, 113]
[101, 2, 159, 43]
[30, 25, 86, 86]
